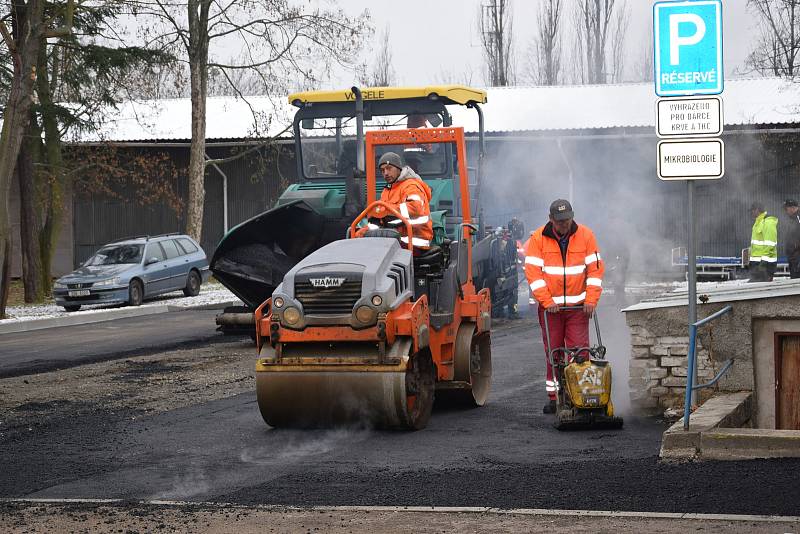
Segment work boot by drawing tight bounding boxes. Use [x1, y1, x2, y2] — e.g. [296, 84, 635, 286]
[542, 400, 556, 414]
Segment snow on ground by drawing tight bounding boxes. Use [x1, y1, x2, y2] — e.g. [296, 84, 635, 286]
[667, 279, 754, 292]
[1, 282, 240, 324]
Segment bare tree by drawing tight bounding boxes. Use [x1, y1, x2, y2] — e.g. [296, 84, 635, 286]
[746, 0, 800, 76]
[570, 0, 629, 84]
[479, 0, 515, 86]
[359, 24, 395, 87]
[138, 0, 370, 243]
[633, 28, 654, 83]
[0, 0, 75, 318]
[524, 0, 563, 85]
[436, 65, 475, 86]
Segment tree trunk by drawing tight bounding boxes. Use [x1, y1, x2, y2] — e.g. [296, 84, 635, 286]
[37, 42, 65, 294]
[17, 117, 44, 302]
[185, 0, 211, 243]
[0, 0, 46, 318]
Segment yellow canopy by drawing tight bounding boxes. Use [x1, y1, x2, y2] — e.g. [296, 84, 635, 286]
[288, 85, 487, 107]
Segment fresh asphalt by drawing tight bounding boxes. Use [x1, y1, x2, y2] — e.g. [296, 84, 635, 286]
[0, 309, 224, 378]
[2, 306, 799, 516]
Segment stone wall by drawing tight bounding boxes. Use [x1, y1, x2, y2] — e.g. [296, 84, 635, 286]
[623, 295, 800, 415]
[628, 324, 716, 413]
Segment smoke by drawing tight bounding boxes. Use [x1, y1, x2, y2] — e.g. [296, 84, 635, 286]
[472, 115, 800, 415]
[151, 471, 212, 501]
[239, 428, 371, 465]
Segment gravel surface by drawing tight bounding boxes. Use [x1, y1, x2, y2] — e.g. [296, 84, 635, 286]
[1, 502, 797, 533]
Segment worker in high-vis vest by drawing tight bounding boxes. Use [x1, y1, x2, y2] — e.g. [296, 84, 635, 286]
[525, 199, 604, 414]
[749, 201, 778, 282]
[358, 151, 433, 252]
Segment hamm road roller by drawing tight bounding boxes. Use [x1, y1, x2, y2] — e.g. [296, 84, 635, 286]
[254, 126, 492, 429]
[211, 86, 518, 337]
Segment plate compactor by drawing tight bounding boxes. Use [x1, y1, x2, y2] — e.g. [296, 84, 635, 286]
[253, 127, 492, 430]
[544, 306, 624, 431]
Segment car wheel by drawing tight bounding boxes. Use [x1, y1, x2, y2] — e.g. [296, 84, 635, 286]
[129, 279, 144, 306]
[183, 270, 201, 297]
[63, 305, 81, 312]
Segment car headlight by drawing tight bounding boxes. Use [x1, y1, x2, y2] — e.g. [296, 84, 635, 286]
[355, 305, 377, 324]
[282, 307, 301, 326]
[93, 277, 121, 287]
[54, 281, 67, 289]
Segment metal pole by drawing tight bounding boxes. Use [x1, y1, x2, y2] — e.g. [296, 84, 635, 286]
[687, 179, 698, 407]
[683, 323, 697, 431]
[206, 152, 229, 234]
[557, 139, 574, 202]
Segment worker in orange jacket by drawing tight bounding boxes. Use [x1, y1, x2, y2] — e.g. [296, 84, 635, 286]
[525, 199, 604, 414]
[362, 151, 433, 251]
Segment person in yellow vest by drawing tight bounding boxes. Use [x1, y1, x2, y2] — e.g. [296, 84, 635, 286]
[749, 201, 778, 282]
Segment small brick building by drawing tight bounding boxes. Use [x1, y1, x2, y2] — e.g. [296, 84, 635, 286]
[623, 280, 800, 429]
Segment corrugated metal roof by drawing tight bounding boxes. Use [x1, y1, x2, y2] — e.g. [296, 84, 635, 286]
[622, 278, 800, 312]
[75, 77, 800, 143]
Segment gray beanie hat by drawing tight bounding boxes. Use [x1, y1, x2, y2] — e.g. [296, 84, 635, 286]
[378, 152, 403, 170]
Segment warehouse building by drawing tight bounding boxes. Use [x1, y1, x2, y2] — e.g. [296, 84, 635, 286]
[10, 77, 800, 278]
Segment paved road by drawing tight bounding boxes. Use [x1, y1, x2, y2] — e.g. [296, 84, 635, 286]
[2, 306, 799, 516]
[0, 309, 224, 377]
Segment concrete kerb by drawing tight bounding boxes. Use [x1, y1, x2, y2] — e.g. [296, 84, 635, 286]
[0, 300, 241, 335]
[660, 391, 800, 460]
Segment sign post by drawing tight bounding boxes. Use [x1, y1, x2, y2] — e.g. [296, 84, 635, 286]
[654, 0, 723, 411]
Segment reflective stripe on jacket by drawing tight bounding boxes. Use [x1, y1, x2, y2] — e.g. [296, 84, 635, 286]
[371, 166, 433, 248]
[750, 211, 778, 263]
[524, 222, 604, 307]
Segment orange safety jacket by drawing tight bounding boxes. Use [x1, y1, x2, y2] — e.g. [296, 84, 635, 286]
[368, 166, 433, 249]
[524, 221, 604, 308]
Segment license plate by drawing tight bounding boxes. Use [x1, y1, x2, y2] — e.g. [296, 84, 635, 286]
[68, 290, 90, 297]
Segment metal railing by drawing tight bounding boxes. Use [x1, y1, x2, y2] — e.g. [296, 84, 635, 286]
[683, 305, 734, 430]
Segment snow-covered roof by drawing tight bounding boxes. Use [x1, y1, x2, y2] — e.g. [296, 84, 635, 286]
[77, 77, 800, 143]
[622, 278, 800, 312]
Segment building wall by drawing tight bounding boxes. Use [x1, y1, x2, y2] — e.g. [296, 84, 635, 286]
[10, 127, 800, 278]
[624, 295, 800, 421]
[479, 129, 800, 275]
[71, 143, 294, 267]
[10, 176, 74, 278]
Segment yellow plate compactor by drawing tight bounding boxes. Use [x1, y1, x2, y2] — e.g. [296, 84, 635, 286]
[544, 306, 624, 431]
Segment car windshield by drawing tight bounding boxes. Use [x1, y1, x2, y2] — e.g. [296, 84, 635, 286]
[85, 244, 143, 266]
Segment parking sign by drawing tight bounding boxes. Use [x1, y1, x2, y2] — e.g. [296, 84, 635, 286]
[654, 0, 723, 97]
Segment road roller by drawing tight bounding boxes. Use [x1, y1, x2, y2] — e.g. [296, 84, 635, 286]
[211, 85, 517, 336]
[253, 126, 492, 429]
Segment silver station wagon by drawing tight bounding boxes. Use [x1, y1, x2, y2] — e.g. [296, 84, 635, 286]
[53, 234, 210, 312]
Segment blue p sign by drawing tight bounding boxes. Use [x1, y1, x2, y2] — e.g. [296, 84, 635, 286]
[654, 0, 723, 97]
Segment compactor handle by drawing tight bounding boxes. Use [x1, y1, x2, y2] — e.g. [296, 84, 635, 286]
[349, 200, 415, 251]
[543, 305, 604, 365]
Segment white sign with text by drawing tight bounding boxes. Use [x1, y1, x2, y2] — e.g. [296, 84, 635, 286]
[657, 139, 724, 180]
[656, 96, 722, 138]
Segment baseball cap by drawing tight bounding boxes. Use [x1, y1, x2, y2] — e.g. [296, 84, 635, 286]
[549, 199, 574, 221]
[784, 198, 798, 208]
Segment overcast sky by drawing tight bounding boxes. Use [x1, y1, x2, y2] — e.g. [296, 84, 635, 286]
[331, 0, 755, 87]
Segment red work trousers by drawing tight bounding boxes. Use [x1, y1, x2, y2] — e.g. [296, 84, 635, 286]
[537, 305, 590, 400]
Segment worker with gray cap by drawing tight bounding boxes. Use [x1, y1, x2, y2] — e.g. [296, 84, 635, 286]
[359, 151, 433, 251]
[749, 201, 778, 282]
[524, 199, 604, 414]
[783, 199, 800, 279]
